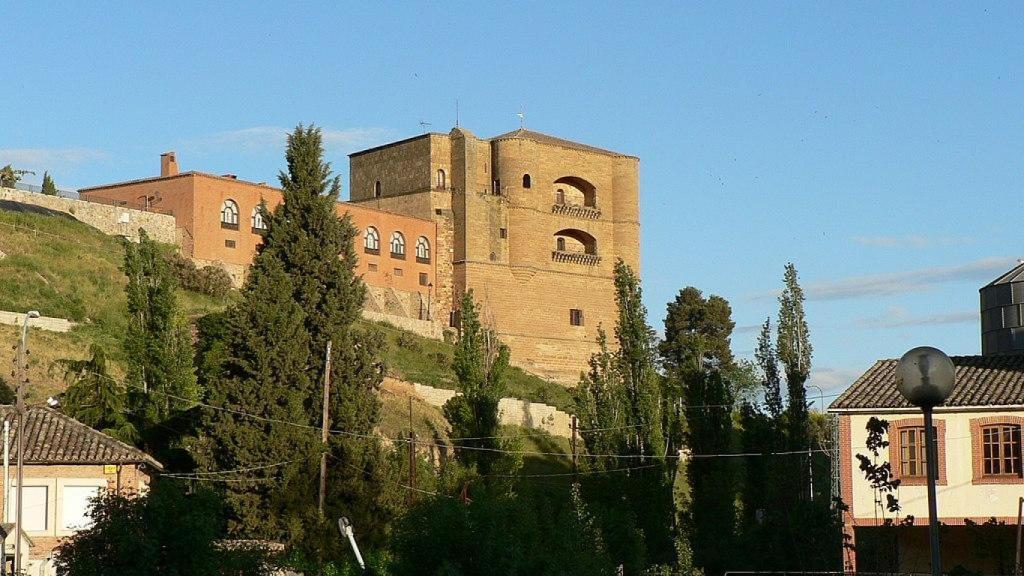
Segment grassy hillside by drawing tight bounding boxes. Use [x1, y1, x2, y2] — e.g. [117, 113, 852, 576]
[0, 206, 575, 416]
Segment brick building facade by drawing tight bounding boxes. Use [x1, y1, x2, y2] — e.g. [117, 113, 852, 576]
[349, 127, 640, 384]
[79, 153, 440, 323]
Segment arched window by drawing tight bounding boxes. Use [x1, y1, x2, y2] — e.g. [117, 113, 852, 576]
[553, 229, 598, 255]
[556, 237, 566, 251]
[364, 226, 380, 253]
[522, 174, 532, 188]
[390, 231, 405, 258]
[436, 169, 446, 189]
[220, 199, 239, 229]
[416, 236, 430, 262]
[555, 188, 565, 205]
[251, 207, 265, 231]
[374, 181, 382, 198]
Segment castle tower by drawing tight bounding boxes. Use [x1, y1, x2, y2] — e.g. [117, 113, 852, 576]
[348, 127, 640, 384]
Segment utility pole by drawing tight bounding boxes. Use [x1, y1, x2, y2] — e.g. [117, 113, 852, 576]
[408, 397, 416, 505]
[318, 340, 332, 517]
[14, 311, 38, 576]
[571, 415, 579, 484]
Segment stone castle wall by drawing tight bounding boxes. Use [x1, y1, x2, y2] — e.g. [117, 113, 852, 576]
[0, 186, 178, 244]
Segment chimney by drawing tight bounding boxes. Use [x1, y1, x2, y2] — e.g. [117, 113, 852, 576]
[160, 152, 179, 177]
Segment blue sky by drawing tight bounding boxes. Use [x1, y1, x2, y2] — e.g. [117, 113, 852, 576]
[3, 2, 1022, 403]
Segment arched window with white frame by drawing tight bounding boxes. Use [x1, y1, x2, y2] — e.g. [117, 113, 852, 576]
[364, 226, 380, 253]
[436, 169, 446, 189]
[251, 207, 266, 231]
[220, 199, 239, 229]
[416, 236, 430, 262]
[390, 231, 405, 258]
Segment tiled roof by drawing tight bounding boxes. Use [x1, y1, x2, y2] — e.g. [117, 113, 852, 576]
[489, 128, 637, 159]
[0, 406, 161, 468]
[829, 354, 1024, 411]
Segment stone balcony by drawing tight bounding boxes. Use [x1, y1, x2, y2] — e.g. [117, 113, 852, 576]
[551, 203, 601, 220]
[551, 250, 601, 266]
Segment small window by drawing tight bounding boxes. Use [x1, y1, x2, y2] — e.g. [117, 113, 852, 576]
[390, 231, 406, 258]
[556, 189, 565, 205]
[982, 424, 1022, 477]
[556, 237, 566, 252]
[492, 179, 501, 195]
[251, 207, 266, 232]
[419, 272, 429, 286]
[394, 268, 403, 277]
[364, 226, 380, 254]
[220, 199, 239, 230]
[435, 208, 443, 216]
[500, 228, 507, 239]
[437, 169, 446, 189]
[368, 263, 378, 272]
[449, 310, 460, 329]
[374, 180, 382, 198]
[570, 309, 584, 326]
[416, 236, 430, 263]
[522, 174, 531, 188]
[899, 427, 928, 478]
[225, 239, 236, 248]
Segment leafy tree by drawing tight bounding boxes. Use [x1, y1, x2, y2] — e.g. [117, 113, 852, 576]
[443, 290, 509, 476]
[0, 164, 33, 188]
[575, 259, 674, 571]
[777, 262, 811, 453]
[54, 480, 266, 576]
[41, 171, 57, 195]
[52, 345, 138, 443]
[391, 484, 616, 576]
[123, 230, 200, 442]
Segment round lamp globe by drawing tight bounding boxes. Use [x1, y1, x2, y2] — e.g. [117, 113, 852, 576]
[895, 346, 955, 409]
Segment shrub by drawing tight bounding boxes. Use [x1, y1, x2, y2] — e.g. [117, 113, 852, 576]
[396, 331, 423, 354]
[164, 252, 233, 298]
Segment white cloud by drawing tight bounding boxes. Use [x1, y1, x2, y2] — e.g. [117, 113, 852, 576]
[852, 234, 974, 249]
[0, 147, 107, 169]
[857, 307, 976, 329]
[791, 257, 1016, 301]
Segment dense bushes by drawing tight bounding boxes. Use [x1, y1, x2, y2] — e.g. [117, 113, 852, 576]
[165, 252, 233, 297]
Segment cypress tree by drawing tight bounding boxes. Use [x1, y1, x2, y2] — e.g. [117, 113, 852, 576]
[41, 171, 57, 195]
[54, 345, 138, 444]
[199, 125, 387, 548]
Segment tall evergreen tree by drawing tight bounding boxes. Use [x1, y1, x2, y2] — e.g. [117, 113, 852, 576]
[123, 231, 199, 445]
[777, 262, 811, 451]
[755, 318, 783, 421]
[41, 171, 57, 195]
[661, 286, 738, 576]
[443, 290, 509, 476]
[199, 125, 389, 552]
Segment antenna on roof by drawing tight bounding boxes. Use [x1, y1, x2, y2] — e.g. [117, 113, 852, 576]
[517, 109, 525, 129]
[455, 99, 460, 127]
[419, 120, 431, 132]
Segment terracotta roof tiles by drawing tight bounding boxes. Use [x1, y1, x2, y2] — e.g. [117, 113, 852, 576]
[829, 354, 1024, 411]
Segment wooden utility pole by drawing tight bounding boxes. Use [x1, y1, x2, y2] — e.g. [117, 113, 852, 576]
[318, 340, 332, 517]
[571, 415, 579, 484]
[408, 397, 416, 505]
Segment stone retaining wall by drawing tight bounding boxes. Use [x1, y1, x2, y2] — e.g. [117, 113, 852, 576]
[0, 187, 178, 244]
[363, 310, 444, 340]
[0, 311, 76, 333]
[407, 380, 572, 438]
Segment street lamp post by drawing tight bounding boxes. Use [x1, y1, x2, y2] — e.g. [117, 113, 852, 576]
[14, 310, 39, 575]
[895, 346, 956, 576]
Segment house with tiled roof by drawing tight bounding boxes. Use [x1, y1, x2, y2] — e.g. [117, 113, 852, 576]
[829, 262, 1024, 575]
[0, 406, 161, 573]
